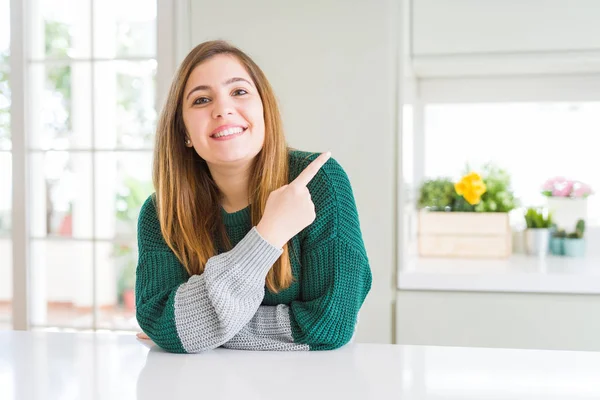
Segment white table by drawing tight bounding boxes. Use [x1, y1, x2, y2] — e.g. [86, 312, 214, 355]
[1, 331, 600, 399]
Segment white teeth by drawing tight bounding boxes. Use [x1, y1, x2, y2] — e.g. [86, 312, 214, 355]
[212, 127, 244, 138]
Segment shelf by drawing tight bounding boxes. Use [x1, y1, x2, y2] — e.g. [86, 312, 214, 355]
[398, 254, 600, 295]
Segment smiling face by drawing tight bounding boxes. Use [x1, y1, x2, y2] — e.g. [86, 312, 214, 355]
[182, 54, 265, 167]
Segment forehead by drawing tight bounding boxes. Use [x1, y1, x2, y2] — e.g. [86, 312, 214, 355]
[185, 54, 252, 88]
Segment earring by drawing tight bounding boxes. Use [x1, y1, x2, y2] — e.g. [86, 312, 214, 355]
[185, 138, 192, 146]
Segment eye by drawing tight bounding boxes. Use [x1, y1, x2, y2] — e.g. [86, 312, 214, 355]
[232, 89, 248, 96]
[193, 97, 210, 105]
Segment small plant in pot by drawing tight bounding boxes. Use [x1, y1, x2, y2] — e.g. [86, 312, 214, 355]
[550, 227, 566, 256]
[418, 178, 456, 211]
[524, 207, 553, 257]
[564, 219, 586, 257]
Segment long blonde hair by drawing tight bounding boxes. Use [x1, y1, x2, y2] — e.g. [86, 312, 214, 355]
[153, 40, 292, 293]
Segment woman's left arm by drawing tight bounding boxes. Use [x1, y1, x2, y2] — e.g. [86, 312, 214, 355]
[223, 155, 372, 351]
[223, 240, 371, 351]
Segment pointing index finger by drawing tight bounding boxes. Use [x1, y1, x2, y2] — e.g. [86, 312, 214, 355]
[291, 152, 331, 188]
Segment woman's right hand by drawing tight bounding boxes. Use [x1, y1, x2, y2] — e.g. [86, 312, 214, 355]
[256, 152, 331, 248]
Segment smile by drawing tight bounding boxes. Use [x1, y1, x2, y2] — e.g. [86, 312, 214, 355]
[211, 127, 247, 140]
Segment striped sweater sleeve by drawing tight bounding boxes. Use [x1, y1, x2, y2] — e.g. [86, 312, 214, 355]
[223, 155, 372, 351]
[135, 196, 282, 353]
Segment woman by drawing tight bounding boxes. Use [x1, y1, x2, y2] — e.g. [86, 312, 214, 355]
[135, 40, 372, 353]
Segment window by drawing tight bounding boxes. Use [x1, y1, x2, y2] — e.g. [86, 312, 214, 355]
[18, 0, 157, 330]
[423, 102, 600, 225]
[0, 0, 11, 329]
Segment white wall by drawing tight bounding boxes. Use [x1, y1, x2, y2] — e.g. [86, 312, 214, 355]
[411, 0, 600, 77]
[177, 0, 403, 344]
[412, 0, 600, 55]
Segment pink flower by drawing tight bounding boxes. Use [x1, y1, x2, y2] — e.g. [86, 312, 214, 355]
[564, 180, 574, 194]
[542, 177, 592, 198]
[573, 183, 593, 198]
[542, 176, 566, 191]
[542, 180, 555, 191]
[552, 186, 571, 197]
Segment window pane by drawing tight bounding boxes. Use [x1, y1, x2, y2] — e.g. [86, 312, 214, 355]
[0, 153, 10, 234]
[0, 0, 9, 150]
[30, 240, 93, 329]
[0, 0, 8, 55]
[403, 104, 414, 189]
[0, 153, 10, 329]
[30, 152, 93, 239]
[93, 0, 156, 58]
[0, 242, 10, 330]
[96, 240, 140, 330]
[95, 152, 153, 239]
[0, 62, 9, 150]
[424, 102, 600, 224]
[0, 0, 9, 330]
[29, 63, 93, 149]
[31, 0, 91, 59]
[94, 61, 157, 149]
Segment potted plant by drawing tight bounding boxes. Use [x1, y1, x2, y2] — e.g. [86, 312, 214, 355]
[542, 177, 592, 232]
[473, 163, 518, 213]
[120, 260, 136, 312]
[417, 178, 455, 211]
[524, 207, 553, 257]
[417, 164, 517, 258]
[550, 227, 566, 256]
[564, 219, 586, 257]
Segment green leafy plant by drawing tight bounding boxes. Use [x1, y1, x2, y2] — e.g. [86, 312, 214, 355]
[417, 178, 455, 211]
[524, 207, 553, 228]
[116, 177, 154, 223]
[417, 163, 518, 213]
[44, 21, 72, 136]
[567, 219, 586, 239]
[473, 163, 518, 213]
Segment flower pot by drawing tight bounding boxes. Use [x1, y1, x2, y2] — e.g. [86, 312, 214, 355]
[122, 289, 136, 311]
[58, 214, 73, 237]
[525, 228, 550, 257]
[549, 237, 565, 256]
[418, 211, 512, 258]
[564, 238, 586, 257]
[546, 197, 587, 232]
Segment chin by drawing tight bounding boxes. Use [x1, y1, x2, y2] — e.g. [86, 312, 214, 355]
[212, 152, 258, 166]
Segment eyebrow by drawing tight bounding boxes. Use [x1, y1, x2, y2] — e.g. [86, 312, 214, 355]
[185, 77, 253, 100]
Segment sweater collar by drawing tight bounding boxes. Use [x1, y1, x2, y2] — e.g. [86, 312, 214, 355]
[220, 204, 251, 227]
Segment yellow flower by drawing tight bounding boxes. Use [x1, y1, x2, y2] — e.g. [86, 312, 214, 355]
[455, 172, 487, 205]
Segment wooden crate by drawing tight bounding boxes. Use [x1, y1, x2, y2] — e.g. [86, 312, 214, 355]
[418, 211, 512, 258]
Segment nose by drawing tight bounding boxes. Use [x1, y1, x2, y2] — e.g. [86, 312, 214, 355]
[211, 96, 234, 119]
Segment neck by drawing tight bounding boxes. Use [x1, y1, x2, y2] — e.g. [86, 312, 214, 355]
[208, 161, 253, 213]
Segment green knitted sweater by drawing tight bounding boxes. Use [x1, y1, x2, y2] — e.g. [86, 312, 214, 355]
[135, 150, 372, 353]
